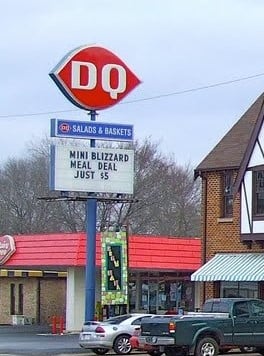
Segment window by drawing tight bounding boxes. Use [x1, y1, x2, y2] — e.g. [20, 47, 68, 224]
[10, 283, 15, 315]
[221, 281, 258, 298]
[202, 300, 230, 313]
[18, 284, 23, 315]
[202, 301, 213, 312]
[251, 300, 264, 317]
[131, 315, 152, 325]
[253, 170, 264, 216]
[233, 301, 249, 317]
[222, 171, 234, 217]
[212, 301, 230, 313]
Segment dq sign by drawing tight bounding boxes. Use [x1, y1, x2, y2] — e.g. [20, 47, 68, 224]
[0, 235, 16, 264]
[49, 45, 141, 110]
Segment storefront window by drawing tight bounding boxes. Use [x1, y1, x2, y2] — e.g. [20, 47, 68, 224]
[221, 281, 258, 298]
[141, 281, 149, 311]
[128, 281, 136, 311]
[128, 272, 195, 313]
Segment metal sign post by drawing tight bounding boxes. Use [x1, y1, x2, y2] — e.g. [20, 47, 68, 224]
[85, 109, 97, 321]
[49, 44, 141, 323]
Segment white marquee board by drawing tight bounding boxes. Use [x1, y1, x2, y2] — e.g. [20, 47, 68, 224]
[50, 143, 134, 194]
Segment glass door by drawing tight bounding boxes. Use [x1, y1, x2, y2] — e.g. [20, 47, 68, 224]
[141, 279, 158, 313]
[149, 281, 158, 313]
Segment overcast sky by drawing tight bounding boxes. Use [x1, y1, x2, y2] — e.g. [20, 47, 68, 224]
[2, 0, 264, 167]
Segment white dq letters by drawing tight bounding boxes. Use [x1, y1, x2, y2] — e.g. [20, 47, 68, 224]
[71, 61, 127, 99]
[71, 61, 97, 90]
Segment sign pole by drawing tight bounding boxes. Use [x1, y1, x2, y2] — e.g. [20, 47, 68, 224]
[49, 44, 141, 324]
[85, 109, 97, 321]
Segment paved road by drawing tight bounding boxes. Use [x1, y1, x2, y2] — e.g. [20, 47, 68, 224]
[0, 325, 260, 356]
[0, 325, 88, 356]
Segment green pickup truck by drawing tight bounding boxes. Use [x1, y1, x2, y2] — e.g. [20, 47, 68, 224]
[139, 298, 264, 356]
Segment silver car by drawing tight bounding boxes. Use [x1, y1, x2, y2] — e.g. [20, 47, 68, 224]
[79, 313, 153, 355]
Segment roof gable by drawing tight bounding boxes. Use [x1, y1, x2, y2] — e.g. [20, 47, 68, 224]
[195, 93, 264, 178]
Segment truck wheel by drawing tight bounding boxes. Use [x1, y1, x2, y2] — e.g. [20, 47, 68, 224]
[195, 337, 219, 356]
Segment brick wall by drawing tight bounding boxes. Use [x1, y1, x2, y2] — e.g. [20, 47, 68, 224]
[204, 172, 264, 257]
[40, 279, 66, 324]
[201, 171, 264, 301]
[0, 277, 66, 325]
[0, 278, 37, 324]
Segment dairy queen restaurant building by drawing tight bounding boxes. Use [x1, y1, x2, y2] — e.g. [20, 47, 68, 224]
[0, 231, 201, 331]
[3, 93, 264, 332]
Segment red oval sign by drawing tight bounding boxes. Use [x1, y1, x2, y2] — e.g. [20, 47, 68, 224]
[49, 45, 141, 111]
[0, 235, 16, 264]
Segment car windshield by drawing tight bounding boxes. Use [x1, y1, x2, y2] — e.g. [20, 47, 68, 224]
[104, 314, 132, 325]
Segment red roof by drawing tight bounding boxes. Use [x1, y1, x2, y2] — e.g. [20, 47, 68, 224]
[4, 232, 201, 271]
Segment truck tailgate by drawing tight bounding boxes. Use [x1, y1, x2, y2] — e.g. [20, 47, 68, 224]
[141, 316, 179, 336]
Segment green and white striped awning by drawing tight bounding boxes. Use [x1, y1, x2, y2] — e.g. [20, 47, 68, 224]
[191, 253, 264, 282]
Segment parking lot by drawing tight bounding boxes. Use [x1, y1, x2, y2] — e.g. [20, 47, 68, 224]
[0, 325, 260, 356]
[0, 325, 87, 356]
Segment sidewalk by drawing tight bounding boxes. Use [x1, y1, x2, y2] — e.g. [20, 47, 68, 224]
[0, 324, 51, 334]
[0, 323, 82, 335]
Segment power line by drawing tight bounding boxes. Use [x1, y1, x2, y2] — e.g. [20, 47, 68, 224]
[0, 109, 78, 119]
[1, 71, 264, 119]
[123, 72, 264, 104]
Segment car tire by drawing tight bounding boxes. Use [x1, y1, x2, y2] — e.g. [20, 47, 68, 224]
[91, 348, 109, 355]
[239, 347, 256, 353]
[113, 334, 132, 354]
[195, 337, 219, 356]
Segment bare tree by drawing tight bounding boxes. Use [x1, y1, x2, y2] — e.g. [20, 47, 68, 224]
[0, 137, 200, 237]
[0, 156, 56, 234]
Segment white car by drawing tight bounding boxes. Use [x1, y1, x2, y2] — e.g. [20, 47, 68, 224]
[79, 313, 154, 355]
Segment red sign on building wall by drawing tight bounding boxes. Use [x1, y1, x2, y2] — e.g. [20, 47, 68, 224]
[0, 235, 16, 264]
[49, 45, 141, 111]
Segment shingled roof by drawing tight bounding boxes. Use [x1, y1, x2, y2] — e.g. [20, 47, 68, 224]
[195, 92, 264, 178]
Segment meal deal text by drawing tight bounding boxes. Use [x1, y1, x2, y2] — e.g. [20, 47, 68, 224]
[50, 144, 134, 194]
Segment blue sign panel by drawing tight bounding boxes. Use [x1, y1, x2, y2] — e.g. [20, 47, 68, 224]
[50, 119, 134, 142]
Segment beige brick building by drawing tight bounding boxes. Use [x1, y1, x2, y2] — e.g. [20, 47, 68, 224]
[191, 93, 264, 303]
[0, 271, 66, 325]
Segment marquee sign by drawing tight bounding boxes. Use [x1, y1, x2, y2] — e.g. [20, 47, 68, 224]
[0, 235, 16, 264]
[49, 143, 134, 194]
[49, 45, 141, 110]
